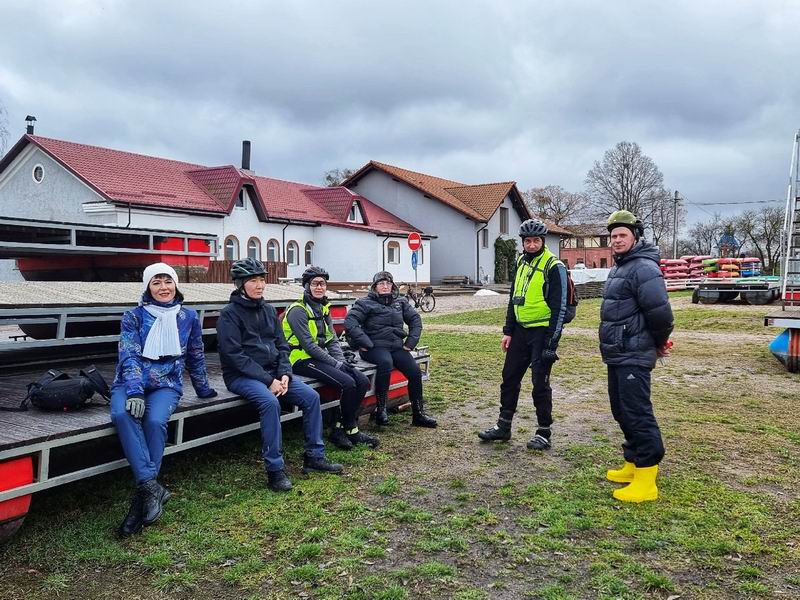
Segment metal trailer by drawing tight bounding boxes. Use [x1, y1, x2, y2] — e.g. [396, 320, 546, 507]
[0, 286, 432, 541]
[694, 277, 782, 305]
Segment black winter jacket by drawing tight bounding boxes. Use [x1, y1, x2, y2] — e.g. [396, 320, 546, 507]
[217, 291, 293, 388]
[344, 289, 422, 351]
[599, 241, 674, 368]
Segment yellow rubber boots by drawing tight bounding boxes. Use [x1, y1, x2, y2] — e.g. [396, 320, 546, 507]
[606, 461, 635, 483]
[613, 465, 659, 503]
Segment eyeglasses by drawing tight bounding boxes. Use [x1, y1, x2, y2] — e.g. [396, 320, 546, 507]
[310, 280, 327, 288]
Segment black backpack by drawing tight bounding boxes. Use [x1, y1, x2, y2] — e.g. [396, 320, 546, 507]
[0, 366, 111, 412]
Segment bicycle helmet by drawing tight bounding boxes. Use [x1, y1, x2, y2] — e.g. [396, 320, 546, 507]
[301, 266, 330, 287]
[519, 218, 548, 239]
[230, 257, 267, 287]
[607, 210, 645, 239]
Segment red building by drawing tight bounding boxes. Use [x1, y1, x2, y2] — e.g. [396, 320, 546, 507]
[560, 223, 613, 269]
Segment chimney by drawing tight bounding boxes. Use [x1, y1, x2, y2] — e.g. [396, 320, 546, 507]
[25, 115, 37, 135]
[241, 140, 252, 173]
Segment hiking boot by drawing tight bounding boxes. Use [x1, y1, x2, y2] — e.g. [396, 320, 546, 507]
[329, 426, 353, 450]
[526, 429, 552, 451]
[267, 469, 293, 492]
[302, 455, 344, 475]
[373, 392, 390, 426]
[139, 479, 171, 526]
[348, 430, 380, 449]
[411, 398, 437, 428]
[117, 489, 144, 538]
[478, 425, 511, 442]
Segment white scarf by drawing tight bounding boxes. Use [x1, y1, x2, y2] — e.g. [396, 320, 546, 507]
[142, 304, 182, 360]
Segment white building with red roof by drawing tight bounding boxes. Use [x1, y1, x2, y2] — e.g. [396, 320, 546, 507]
[0, 134, 430, 285]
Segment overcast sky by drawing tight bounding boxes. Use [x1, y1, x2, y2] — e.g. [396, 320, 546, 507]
[1, 0, 798, 224]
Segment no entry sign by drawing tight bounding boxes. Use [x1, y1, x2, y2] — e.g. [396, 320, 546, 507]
[407, 232, 422, 251]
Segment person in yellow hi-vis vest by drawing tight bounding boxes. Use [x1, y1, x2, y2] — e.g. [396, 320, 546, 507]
[479, 218, 568, 450]
[283, 266, 379, 450]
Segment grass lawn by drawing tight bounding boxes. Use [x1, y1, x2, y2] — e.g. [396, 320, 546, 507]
[1, 295, 798, 599]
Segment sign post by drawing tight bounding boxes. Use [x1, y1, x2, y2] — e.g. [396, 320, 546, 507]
[407, 233, 422, 294]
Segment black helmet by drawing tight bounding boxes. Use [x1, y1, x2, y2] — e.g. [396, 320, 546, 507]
[302, 266, 329, 287]
[519, 218, 548, 238]
[371, 271, 394, 288]
[230, 257, 267, 282]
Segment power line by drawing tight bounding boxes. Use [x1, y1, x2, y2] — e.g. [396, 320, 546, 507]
[689, 199, 783, 206]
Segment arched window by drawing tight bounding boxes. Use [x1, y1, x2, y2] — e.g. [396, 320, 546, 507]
[267, 239, 280, 262]
[247, 237, 261, 260]
[224, 235, 239, 261]
[387, 241, 400, 264]
[304, 241, 314, 266]
[286, 241, 299, 266]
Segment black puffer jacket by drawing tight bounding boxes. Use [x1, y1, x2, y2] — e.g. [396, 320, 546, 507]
[599, 241, 674, 368]
[344, 289, 422, 351]
[217, 291, 293, 388]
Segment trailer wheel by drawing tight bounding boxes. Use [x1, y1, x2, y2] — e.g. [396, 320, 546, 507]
[0, 516, 26, 544]
[691, 289, 700, 304]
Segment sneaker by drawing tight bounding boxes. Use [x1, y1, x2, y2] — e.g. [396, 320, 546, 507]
[348, 430, 379, 449]
[329, 427, 354, 450]
[478, 425, 511, 442]
[526, 433, 552, 450]
[302, 455, 344, 475]
[267, 469, 293, 492]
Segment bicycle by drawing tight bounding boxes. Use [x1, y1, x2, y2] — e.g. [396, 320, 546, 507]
[404, 284, 436, 313]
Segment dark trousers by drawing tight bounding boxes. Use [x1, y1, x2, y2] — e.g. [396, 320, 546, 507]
[499, 326, 553, 428]
[360, 347, 423, 401]
[607, 365, 665, 468]
[293, 359, 370, 430]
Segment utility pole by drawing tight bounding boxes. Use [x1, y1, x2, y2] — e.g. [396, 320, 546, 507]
[672, 190, 680, 259]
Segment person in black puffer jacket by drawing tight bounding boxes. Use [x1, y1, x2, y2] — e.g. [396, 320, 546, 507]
[344, 271, 437, 428]
[600, 210, 673, 504]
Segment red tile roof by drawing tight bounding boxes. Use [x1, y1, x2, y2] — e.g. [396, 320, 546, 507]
[343, 160, 571, 235]
[0, 135, 419, 236]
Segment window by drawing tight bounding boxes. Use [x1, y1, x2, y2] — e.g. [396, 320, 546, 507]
[418, 244, 424, 265]
[32, 164, 45, 183]
[286, 241, 299, 266]
[387, 241, 400, 264]
[267, 239, 280, 262]
[247, 237, 261, 260]
[600, 236, 608, 248]
[235, 189, 245, 208]
[499, 207, 509, 234]
[576, 237, 585, 248]
[304, 241, 314, 265]
[224, 236, 239, 261]
[600, 258, 608, 268]
[481, 229, 489, 248]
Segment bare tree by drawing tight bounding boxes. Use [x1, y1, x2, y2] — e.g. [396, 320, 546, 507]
[521, 185, 589, 225]
[648, 187, 686, 252]
[735, 207, 783, 273]
[0, 101, 9, 157]
[680, 215, 723, 255]
[585, 141, 665, 224]
[323, 168, 356, 187]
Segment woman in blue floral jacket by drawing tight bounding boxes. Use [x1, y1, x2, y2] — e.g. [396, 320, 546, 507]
[111, 262, 216, 537]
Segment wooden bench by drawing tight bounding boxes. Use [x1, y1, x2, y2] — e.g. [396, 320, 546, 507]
[441, 275, 470, 286]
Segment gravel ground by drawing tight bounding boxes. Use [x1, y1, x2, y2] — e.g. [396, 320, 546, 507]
[422, 291, 508, 316]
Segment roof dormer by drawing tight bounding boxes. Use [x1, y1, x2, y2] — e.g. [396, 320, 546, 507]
[347, 200, 365, 224]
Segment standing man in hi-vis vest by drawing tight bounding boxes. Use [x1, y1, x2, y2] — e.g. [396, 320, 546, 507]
[283, 266, 379, 450]
[479, 218, 568, 450]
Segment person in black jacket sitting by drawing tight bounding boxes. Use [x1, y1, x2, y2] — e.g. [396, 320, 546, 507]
[344, 271, 437, 428]
[600, 210, 674, 504]
[216, 258, 343, 493]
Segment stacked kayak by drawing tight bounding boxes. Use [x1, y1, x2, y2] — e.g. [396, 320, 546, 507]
[682, 255, 712, 278]
[659, 258, 689, 279]
[740, 257, 762, 277]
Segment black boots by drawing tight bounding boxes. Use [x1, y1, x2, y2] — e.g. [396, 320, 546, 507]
[373, 392, 390, 426]
[478, 424, 511, 442]
[119, 479, 170, 537]
[267, 469, 293, 492]
[117, 490, 144, 538]
[348, 430, 380, 449]
[526, 428, 552, 450]
[411, 397, 437, 428]
[302, 454, 344, 475]
[329, 426, 354, 450]
[139, 479, 170, 526]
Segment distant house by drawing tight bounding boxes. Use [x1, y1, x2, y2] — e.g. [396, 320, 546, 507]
[560, 223, 613, 269]
[0, 135, 430, 285]
[343, 161, 570, 284]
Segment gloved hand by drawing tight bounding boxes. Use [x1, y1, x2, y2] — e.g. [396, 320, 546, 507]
[197, 389, 218, 399]
[541, 348, 559, 365]
[342, 350, 360, 365]
[125, 395, 146, 419]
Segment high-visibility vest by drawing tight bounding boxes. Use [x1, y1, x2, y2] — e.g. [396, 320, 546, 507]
[282, 297, 334, 365]
[512, 247, 560, 328]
